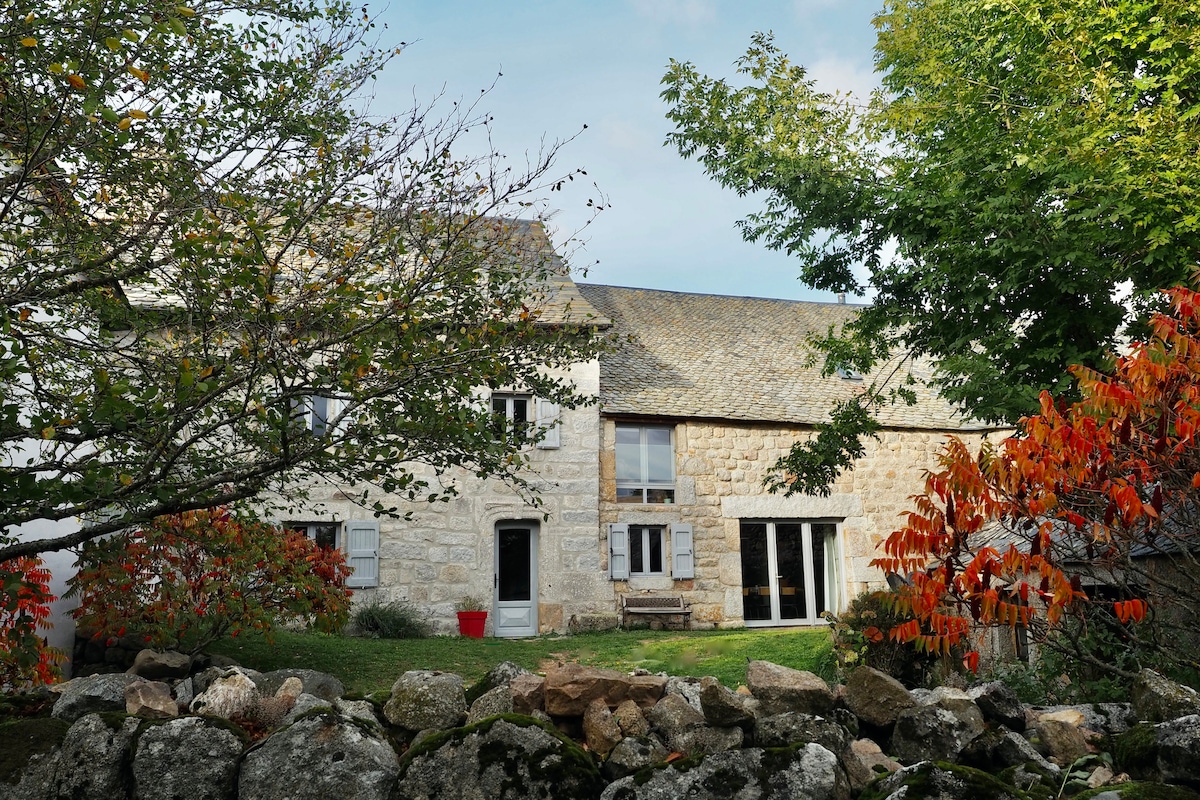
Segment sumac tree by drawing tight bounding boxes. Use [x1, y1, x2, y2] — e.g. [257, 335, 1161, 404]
[68, 508, 352, 654]
[0, 557, 63, 687]
[875, 286, 1200, 678]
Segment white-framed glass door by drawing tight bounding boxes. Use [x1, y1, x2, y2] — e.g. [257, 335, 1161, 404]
[739, 520, 842, 626]
[493, 523, 539, 637]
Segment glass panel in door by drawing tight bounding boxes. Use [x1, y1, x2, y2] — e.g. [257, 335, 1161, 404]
[497, 527, 531, 602]
[739, 523, 770, 621]
[775, 523, 806, 621]
[811, 523, 837, 616]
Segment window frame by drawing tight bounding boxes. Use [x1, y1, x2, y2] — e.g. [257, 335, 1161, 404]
[614, 423, 676, 504]
[288, 521, 341, 550]
[491, 392, 532, 438]
[628, 525, 666, 577]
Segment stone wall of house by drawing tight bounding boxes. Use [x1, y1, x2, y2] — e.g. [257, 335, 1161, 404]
[598, 418, 1003, 629]
[288, 359, 614, 635]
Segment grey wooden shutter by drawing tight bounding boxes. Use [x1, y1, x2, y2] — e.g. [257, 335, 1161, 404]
[344, 520, 380, 588]
[609, 523, 630, 580]
[535, 399, 561, 449]
[671, 523, 694, 579]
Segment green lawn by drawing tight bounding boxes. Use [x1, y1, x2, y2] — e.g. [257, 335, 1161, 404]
[208, 627, 835, 696]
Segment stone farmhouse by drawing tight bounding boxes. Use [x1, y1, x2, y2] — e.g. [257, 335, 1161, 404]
[295, 273, 1002, 636]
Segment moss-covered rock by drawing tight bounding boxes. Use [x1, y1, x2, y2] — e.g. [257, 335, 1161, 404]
[0, 717, 69, 784]
[859, 761, 1032, 800]
[1111, 723, 1161, 781]
[397, 714, 603, 800]
[1072, 783, 1200, 799]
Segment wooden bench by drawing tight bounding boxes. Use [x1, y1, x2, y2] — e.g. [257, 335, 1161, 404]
[621, 594, 692, 630]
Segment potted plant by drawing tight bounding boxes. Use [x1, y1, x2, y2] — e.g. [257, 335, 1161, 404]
[455, 595, 488, 638]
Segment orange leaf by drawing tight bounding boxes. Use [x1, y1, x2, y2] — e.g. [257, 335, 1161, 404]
[67, 74, 86, 90]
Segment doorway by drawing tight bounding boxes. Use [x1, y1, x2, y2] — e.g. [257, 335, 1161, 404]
[493, 523, 538, 637]
[739, 520, 842, 626]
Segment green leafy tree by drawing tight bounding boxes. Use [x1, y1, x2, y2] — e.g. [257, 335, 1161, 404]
[68, 508, 351, 654]
[662, 2, 1200, 487]
[0, 0, 602, 564]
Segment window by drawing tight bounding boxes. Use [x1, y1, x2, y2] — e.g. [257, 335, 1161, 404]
[609, 522, 693, 580]
[615, 424, 674, 503]
[630, 526, 665, 576]
[287, 520, 379, 588]
[289, 395, 339, 436]
[491, 393, 531, 438]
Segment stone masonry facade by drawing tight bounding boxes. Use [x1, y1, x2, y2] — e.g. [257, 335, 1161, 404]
[599, 417, 999, 628]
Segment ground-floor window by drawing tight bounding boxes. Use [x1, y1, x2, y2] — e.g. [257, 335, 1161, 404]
[286, 520, 379, 589]
[739, 520, 842, 625]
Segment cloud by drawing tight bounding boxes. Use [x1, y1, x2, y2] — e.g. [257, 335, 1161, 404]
[627, 0, 717, 28]
[804, 54, 879, 102]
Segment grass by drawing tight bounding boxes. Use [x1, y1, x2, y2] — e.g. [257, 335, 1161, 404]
[208, 626, 835, 695]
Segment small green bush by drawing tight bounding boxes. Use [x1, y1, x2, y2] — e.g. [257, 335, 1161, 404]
[350, 598, 431, 639]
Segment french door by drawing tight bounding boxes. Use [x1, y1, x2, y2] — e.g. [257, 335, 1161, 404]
[493, 524, 539, 637]
[739, 520, 842, 626]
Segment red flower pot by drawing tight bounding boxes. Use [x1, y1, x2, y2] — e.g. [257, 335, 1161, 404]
[456, 610, 487, 638]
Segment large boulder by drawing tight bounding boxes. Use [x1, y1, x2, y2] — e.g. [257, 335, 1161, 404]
[239, 712, 399, 800]
[890, 700, 986, 764]
[128, 649, 192, 681]
[968, 681, 1027, 732]
[467, 685, 515, 724]
[131, 715, 245, 800]
[699, 676, 759, 728]
[753, 711, 852, 754]
[645, 692, 706, 739]
[600, 743, 849, 800]
[1155, 714, 1200, 789]
[959, 727, 1061, 778]
[258, 669, 345, 703]
[395, 716, 603, 800]
[190, 668, 259, 720]
[50, 713, 141, 800]
[125, 680, 178, 719]
[669, 725, 744, 757]
[866, 761, 1030, 800]
[745, 660, 834, 716]
[1033, 717, 1092, 766]
[602, 736, 669, 781]
[510, 673, 546, 715]
[664, 675, 703, 712]
[383, 670, 466, 732]
[612, 699, 650, 738]
[51, 673, 143, 722]
[583, 698, 624, 756]
[843, 666, 916, 730]
[543, 663, 665, 716]
[0, 717, 70, 800]
[1132, 669, 1200, 723]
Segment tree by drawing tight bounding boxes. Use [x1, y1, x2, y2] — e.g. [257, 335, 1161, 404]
[68, 508, 352, 654]
[0, 557, 63, 686]
[661, 2, 1200, 468]
[874, 285, 1200, 679]
[0, 0, 602, 564]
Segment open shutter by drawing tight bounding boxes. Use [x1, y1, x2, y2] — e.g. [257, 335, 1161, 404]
[608, 523, 630, 580]
[344, 520, 379, 588]
[535, 399, 561, 449]
[671, 523, 694, 579]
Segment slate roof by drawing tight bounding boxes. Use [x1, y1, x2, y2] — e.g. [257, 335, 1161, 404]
[576, 283, 994, 431]
[119, 218, 608, 327]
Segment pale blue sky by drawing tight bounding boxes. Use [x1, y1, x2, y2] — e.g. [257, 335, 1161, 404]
[373, 1, 881, 301]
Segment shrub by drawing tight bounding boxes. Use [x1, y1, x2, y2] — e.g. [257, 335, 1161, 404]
[828, 589, 962, 688]
[0, 558, 65, 688]
[68, 507, 352, 654]
[350, 597, 431, 639]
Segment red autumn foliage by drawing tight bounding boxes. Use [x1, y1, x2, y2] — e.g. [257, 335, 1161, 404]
[68, 507, 352, 654]
[0, 557, 65, 687]
[875, 286, 1200, 677]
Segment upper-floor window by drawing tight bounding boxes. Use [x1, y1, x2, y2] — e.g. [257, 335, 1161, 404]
[491, 393, 531, 437]
[615, 423, 674, 504]
[290, 395, 338, 436]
